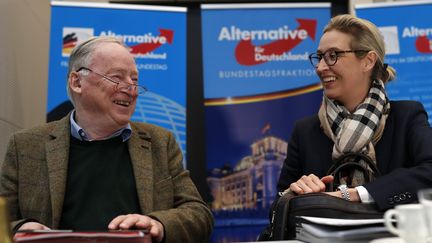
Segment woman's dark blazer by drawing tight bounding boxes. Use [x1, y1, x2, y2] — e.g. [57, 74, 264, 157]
[277, 100, 432, 210]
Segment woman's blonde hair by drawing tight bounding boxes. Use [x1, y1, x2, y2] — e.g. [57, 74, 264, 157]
[323, 14, 396, 83]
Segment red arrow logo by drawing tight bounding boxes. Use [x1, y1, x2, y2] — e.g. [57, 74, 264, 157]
[130, 29, 174, 54]
[416, 35, 432, 53]
[235, 19, 317, 66]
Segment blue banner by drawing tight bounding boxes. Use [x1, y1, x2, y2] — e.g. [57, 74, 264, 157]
[356, 1, 432, 124]
[201, 3, 331, 242]
[48, 2, 187, 161]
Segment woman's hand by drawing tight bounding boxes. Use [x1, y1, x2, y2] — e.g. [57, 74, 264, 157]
[325, 188, 361, 202]
[285, 174, 360, 202]
[289, 174, 334, 194]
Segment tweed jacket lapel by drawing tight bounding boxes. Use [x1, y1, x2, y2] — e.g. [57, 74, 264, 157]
[45, 115, 70, 227]
[128, 124, 154, 214]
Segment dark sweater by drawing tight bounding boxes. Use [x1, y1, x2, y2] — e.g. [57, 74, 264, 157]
[59, 136, 141, 230]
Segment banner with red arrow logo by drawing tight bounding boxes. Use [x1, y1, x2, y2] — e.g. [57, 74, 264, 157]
[201, 4, 330, 101]
[356, 1, 432, 125]
[201, 3, 330, 243]
[48, 2, 188, 163]
[129, 29, 174, 55]
[234, 19, 317, 66]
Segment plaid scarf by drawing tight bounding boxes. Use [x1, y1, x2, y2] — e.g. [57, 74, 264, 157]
[318, 79, 390, 187]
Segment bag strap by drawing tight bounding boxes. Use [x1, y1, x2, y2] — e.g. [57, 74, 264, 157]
[271, 191, 297, 240]
[327, 152, 381, 191]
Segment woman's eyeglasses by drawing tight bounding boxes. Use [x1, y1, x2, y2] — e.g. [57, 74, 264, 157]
[308, 50, 370, 68]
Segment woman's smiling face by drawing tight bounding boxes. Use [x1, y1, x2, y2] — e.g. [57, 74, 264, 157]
[316, 30, 372, 111]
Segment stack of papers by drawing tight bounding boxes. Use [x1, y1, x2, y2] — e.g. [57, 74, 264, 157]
[295, 216, 394, 243]
[14, 230, 151, 243]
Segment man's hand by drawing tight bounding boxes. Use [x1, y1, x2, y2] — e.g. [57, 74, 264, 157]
[289, 174, 334, 194]
[18, 222, 51, 231]
[108, 214, 164, 242]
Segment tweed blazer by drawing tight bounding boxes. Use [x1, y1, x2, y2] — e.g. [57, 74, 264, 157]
[0, 114, 214, 242]
[276, 100, 432, 210]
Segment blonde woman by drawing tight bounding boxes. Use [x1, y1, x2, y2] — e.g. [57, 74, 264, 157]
[277, 14, 432, 210]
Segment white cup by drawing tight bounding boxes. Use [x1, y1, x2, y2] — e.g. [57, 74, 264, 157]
[418, 189, 432, 238]
[384, 204, 428, 243]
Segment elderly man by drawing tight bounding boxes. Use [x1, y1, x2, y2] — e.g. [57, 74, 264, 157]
[0, 36, 214, 242]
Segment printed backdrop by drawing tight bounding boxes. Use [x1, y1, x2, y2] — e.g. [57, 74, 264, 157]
[201, 3, 331, 242]
[48, 1, 187, 163]
[356, 0, 432, 124]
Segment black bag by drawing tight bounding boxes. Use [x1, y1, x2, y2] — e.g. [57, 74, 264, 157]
[259, 152, 384, 241]
[270, 193, 384, 240]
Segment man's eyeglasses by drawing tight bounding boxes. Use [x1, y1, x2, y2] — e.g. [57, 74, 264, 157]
[76, 67, 147, 95]
[308, 50, 370, 68]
